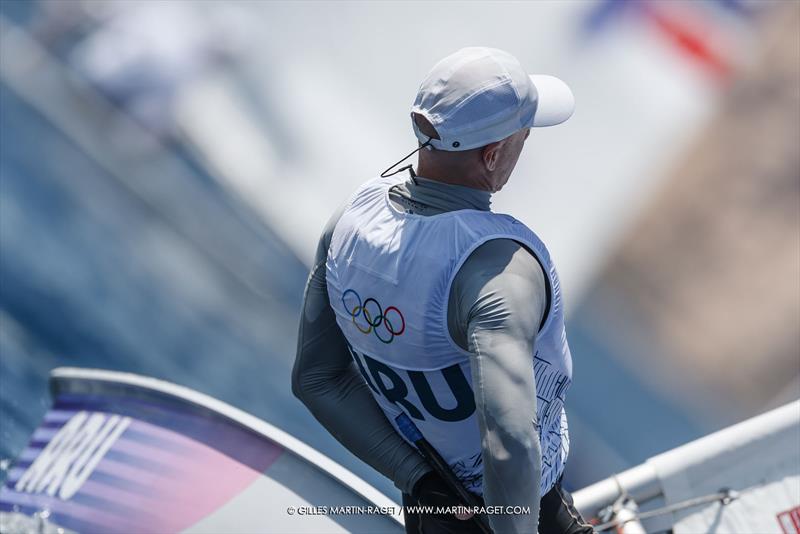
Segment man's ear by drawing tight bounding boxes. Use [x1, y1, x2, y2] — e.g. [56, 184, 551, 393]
[482, 140, 505, 171]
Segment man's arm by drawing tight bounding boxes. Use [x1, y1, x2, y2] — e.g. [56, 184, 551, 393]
[292, 207, 431, 495]
[452, 239, 547, 534]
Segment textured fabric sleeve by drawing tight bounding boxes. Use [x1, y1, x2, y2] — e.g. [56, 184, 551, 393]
[291, 205, 432, 495]
[451, 238, 547, 534]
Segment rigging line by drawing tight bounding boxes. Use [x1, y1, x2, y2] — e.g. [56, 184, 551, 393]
[594, 488, 739, 532]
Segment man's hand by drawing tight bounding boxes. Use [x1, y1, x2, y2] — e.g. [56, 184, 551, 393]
[411, 472, 475, 520]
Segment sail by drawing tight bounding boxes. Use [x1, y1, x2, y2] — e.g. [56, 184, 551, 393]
[0, 368, 403, 534]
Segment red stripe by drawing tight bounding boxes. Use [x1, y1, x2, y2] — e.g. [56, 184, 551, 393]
[777, 507, 800, 534]
[791, 508, 800, 533]
[641, 3, 731, 80]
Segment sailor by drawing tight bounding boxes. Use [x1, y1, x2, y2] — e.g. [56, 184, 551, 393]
[293, 47, 594, 534]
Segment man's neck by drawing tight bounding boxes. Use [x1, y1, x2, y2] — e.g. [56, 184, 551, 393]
[388, 172, 491, 216]
[415, 161, 493, 192]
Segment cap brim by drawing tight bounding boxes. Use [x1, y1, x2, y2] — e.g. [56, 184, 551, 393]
[529, 75, 574, 127]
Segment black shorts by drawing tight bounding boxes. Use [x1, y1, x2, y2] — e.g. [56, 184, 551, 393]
[402, 478, 595, 534]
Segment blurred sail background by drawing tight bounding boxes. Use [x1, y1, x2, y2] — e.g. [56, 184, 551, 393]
[0, 0, 797, 501]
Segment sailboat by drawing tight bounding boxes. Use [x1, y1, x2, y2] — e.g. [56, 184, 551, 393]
[1, 368, 797, 533]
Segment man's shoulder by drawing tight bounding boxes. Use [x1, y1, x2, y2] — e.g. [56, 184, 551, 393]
[316, 202, 349, 262]
[318, 176, 391, 254]
[450, 236, 547, 338]
[462, 210, 553, 272]
[460, 238, 545, 283]
[452, 237, 546, 312]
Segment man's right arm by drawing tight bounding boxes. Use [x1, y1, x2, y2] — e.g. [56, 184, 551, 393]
[452, 238, 547, 534]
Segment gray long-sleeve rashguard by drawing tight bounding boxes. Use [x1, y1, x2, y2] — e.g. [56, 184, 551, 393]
[292, 176, 546, 533]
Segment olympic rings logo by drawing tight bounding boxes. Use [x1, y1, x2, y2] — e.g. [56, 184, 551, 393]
[342, 289, 405, 344]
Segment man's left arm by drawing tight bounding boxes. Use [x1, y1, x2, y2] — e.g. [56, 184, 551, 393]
[292, 208, 431, 495]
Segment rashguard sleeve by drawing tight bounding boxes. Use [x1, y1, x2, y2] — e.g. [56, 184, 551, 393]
[452, 239, 547, 534]
[291, 206, 432, 495]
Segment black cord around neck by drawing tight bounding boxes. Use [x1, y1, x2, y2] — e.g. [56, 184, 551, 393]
[380, 138, 432, 178]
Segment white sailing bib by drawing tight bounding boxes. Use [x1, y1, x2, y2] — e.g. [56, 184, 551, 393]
[327, 176, 572, 495]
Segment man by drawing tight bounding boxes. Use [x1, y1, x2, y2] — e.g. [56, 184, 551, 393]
[293, 47, 593, 534]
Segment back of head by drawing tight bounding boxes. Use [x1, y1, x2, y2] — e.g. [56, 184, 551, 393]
[411, 112, 485, 184]
[405, 47, 575, 191]
[411, 47, 574, 151]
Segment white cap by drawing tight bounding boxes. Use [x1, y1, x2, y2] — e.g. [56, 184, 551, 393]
[411, 47, 575, 151]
